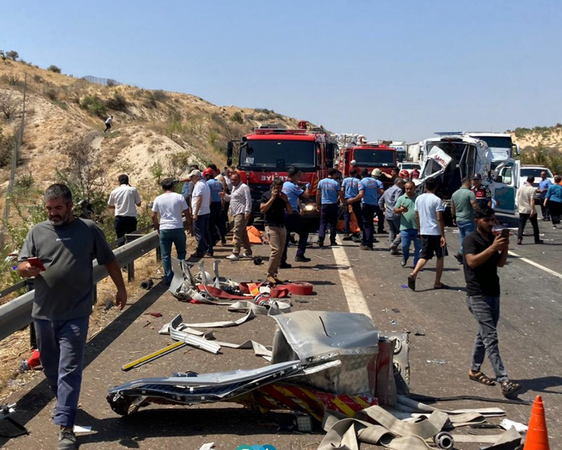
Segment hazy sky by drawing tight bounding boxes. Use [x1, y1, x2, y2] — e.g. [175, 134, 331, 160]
[2, 0, 561, 141]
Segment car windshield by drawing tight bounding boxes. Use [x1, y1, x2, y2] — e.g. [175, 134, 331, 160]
[471, 136, 512, 148]
[354, 150, 395, 166]
[240, 140, 316, 170]
[521, 168, 553, 179]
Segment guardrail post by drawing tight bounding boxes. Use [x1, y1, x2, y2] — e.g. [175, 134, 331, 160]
[125, 234, 134, 282]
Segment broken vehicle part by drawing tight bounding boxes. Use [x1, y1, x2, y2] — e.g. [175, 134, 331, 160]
[122, 341, 187, 372]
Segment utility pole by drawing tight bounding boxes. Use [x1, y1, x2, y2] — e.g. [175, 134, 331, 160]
[1, 73, 27, 244]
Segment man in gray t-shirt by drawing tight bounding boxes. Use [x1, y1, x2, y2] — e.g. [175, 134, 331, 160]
[18, 184, 126, 450]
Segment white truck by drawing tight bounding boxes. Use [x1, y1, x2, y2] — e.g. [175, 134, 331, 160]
[464, 132, 519, 169]
[492, 160, 554, 215]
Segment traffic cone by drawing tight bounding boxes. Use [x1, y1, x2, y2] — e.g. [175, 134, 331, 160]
[523, 395, 550, 450]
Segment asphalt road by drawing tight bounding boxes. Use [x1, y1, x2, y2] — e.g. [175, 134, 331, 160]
[1, 221, 561, 449]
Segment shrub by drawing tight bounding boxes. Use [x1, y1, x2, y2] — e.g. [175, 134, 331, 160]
[231, 112, 244, 124]
[81, 95, 107, 118]
[47, 65, 62, 73]
[33, 74, 43, 83]
[152, 90, 168, 102]
[44, 88, 58, 101]
[105, 93, 128, 112]
[6, 50, 19, 61]
[1, 74, 21, 86]
[0, 127, 15, 167]
[0, 91, 18, 119]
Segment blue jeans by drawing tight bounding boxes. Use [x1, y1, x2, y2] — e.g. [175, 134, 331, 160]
[457, 221, 475, 254]
[193, 213, 212, 256]
[34, 316, 90, 428]
[466, 295, 508, 382]
[160, 228, 187, 283]
[400, 229, 420, 266]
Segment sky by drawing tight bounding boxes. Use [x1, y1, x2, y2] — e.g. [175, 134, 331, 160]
[2, 0, 561, 142]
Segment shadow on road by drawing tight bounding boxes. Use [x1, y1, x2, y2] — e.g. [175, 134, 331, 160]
[0, 283, 167, 446]
[516, 376, 562, 395]
[76, 407, 322, 447]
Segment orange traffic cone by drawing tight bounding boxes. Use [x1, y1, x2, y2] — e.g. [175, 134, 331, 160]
[523, 395, 550, 450]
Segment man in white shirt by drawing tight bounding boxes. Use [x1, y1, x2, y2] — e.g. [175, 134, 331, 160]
[108, 174, 142, 243]
[189, 169, 213, 257]
[104, 115, 113, 133]
[221, 172, 253, 261]
[407, 177, 448, 291]
[516, 176, 543, 245]
[151, 178, 189, 284]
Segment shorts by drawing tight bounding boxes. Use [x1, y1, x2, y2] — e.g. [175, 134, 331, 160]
[419, 235, 445, 260]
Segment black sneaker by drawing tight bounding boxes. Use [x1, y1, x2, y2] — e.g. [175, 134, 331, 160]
[330, 241, 337, 246]
[279, 262, 292, 269]
[295, 255, 311, 263]
[317, 240, 324, 247]
[535, 239, 544, 244]
[400, 257, 407, 267]
[342, 235, 352, 241]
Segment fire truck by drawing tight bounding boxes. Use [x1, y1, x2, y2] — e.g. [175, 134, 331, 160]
[337, 141, 397, 188]
[226, 121, 338, 220]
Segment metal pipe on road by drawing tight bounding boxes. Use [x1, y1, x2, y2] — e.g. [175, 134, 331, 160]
[0, 231, 159, 343]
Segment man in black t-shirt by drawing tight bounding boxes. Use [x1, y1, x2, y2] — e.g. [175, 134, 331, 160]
[463, 207, 521, 399]
[260, 178, 293, 284]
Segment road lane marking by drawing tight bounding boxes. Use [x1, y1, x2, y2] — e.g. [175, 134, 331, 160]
[508, 251, 562, 280]
[331, 238, 372, 319]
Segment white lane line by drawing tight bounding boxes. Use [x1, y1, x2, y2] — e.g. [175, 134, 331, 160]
[331, 238, 372, 319]
[508, 251, 562, 280]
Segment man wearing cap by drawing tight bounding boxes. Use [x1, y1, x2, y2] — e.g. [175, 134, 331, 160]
[152, 178, 190, 284]
[190, 169, 212, 257]
[204, 168, 226, 246]
[471, 174, 492, 210]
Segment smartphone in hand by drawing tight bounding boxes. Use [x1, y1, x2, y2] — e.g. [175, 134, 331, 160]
[500, 228, 510, 238]
[26, 257, 46, 271]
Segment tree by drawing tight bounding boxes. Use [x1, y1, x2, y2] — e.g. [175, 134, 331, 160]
[6, 50, 19, 61]
[47, 65, 61, 73]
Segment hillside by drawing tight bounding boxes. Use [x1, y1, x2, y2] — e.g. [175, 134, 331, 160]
[509, 124, 562, 149]
[0, 60, 302, 231]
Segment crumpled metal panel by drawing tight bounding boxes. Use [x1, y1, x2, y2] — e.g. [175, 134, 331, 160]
[271, 311, 379, 395]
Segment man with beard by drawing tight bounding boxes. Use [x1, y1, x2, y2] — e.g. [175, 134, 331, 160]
[18, 184, 127, 450]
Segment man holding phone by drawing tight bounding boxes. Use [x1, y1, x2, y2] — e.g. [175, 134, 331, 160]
[18, 184, 126, 450]
[463, 207, 521, 399]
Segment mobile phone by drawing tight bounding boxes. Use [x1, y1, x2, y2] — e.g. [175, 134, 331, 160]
[501, 228, 510, 238]
[26, 257, 46, 271]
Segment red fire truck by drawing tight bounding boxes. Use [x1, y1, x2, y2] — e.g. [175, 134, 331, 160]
[338, 142, 397, 188]
[226, 122, 337, 219]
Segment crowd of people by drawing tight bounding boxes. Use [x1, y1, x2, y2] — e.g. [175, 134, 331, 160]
[18, 162, 562, 448]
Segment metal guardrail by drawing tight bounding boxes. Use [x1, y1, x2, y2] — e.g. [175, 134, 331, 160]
[0, 230, 159, 343]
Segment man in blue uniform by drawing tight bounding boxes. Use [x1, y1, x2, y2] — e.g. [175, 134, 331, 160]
[281, 167, 312, 266]
[316, 168, 343, 246]
[348, 168, 383, 250]
[342, 169, 361, 241]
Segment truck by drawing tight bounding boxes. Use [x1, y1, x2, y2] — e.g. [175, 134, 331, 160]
[389, 141, 407, 163]
[226, 122, 337, 219]
[337, 142, 397, 188]
[464, 132, 519, 170]
[492, 160, 554, 215]
[415, 134, 493, 223]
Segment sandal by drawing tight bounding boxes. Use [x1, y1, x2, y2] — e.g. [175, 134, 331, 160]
[407, 275, 416, 291]
[469, 371, 496, 386]
[434, 284, 450, 290]
[501, 380, 522, 399]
